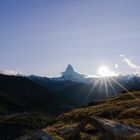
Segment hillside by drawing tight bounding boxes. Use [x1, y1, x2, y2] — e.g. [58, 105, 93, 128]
[26, 91, 140, 140]
[57, 91, 140, 127]
[0, 74, 73, 139]
[0, 74, 70, 115]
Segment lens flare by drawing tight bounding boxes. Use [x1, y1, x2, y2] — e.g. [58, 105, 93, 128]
[97, 66, 117, 77]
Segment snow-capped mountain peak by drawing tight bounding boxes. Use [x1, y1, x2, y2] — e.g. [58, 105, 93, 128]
[66, 64, 74, 71]
[62, 64, 75, 78]
[53, 64, 87, 83]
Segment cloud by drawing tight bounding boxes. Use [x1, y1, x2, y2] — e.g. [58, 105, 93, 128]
[109, 70, 119, 76]
[0, 69, 23, 76]
[115, 64, 119, 68]
[120, 55, 140, 69]
[120, 54, 125, 57]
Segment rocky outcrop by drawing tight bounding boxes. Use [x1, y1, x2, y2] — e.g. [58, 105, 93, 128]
[67, 117, 140, 140]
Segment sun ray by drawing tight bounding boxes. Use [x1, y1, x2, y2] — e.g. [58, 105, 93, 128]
[104, 78, 109, 98]
[106, 77, 118, 96]
[99, 78, 103, 93]
[98, 78, 103, 99]
[110, 77, 138, 100]
[82, 78, 100, 105]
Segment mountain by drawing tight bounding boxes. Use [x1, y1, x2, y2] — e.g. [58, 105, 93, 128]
[0, 73, 80, 115]
[59, 64, 87, 83]
[28, 65, 140, 87]
[0, 74, 60, 115]
[28, 65, 140, 106]
[29, 64, 87, 84]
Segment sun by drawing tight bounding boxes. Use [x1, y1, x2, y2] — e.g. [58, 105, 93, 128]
[97, 66, 117, 77]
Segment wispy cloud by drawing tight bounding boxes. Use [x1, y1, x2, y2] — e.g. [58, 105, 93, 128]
[120, 55, 140, 69]
[115, 64, 119, 68]
[120, 54, 125, 57]
[0, 69, 23, 76]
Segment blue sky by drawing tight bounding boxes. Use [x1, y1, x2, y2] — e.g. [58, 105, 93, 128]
[0, 0, 140, 77]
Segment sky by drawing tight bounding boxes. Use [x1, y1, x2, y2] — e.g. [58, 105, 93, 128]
[0, 0, 140, 77]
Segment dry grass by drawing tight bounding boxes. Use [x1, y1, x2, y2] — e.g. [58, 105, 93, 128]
[41, 91, 140, 140]
[56, 91, 140, 127]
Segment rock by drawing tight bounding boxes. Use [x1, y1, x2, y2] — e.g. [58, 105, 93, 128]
[17, 130, 54, 140]
[57, 128, 71, 135]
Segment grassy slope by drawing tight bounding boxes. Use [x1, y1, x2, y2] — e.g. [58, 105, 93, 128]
[57, 91, 140, 127]
[44, 91, 140, 140]
[0, 112, 52, 140]
[0, 74, 62, 115]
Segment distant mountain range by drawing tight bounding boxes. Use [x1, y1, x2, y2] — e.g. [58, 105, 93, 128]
[29, 64, 88, 83]
[26, 65, 140, 106]
[28, 64, 140, 84]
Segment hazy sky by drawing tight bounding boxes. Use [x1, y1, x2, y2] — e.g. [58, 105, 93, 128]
[0, 0, 140, 77]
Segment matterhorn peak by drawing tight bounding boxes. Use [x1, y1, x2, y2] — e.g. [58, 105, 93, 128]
[62, 64, 75, 78]
[59, 64, 87, 83]
[29, 64, 88, 83]
[65, 64, 74, 72]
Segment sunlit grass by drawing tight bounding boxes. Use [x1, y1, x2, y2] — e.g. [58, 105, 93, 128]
[56, 91, 140, 126]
